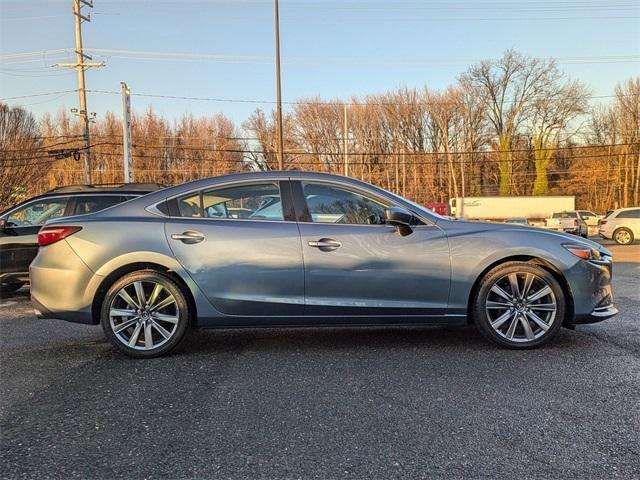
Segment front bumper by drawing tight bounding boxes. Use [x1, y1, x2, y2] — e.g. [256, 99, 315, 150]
[566, 253, 618, 325]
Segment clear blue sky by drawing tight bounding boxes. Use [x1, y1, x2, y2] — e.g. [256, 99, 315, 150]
[1, 0, 639, 125]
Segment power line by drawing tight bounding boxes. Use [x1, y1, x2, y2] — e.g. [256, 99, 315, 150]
[85, 89, 631, 107]
[2, 143, 637, 166]
[3, 141, 637, 156]
[0, 90, 78, 101]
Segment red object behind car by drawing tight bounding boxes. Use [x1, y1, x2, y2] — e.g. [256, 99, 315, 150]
[426, 202, 449, 216]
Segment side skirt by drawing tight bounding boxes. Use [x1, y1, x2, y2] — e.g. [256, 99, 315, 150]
[195, 314, 468, 329]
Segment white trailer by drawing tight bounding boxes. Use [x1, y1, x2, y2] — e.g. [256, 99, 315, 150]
[448, 196, 575, 221]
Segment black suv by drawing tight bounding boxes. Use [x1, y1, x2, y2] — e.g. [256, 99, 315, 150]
[0, 183, 164, 295]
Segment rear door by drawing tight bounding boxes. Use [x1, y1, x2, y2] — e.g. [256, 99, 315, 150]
[616, 208, 640, 236]
[292, 180, 450, 317]
[164, 180, 305, 317]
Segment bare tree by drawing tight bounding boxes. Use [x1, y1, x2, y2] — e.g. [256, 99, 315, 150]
[461, 50, 559, 195]
[0, 103, 44, 209]
[529, 80, 589, 195]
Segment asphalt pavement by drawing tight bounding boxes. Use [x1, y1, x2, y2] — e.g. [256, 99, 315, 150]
[1, 241, 639, 479]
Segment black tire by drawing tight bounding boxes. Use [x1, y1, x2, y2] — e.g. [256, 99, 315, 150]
[613, 227, 634, 245]
[473, 262, 565, 349]
[100, 270, 191, 358]
[0, 281, 24, 298]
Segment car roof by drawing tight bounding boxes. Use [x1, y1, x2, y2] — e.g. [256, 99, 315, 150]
[78, 170, 438, 224]
[0, 183, 165, 217]
[133, 171, 374, 202]
[47, 183, 166, 194]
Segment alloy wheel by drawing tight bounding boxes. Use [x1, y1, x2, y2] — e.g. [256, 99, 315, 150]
[109, 280, 180, 350]
[615, 229, 632, 245]
[485, 272, 557, 343]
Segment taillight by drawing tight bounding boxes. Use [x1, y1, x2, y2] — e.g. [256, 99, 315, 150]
[600, 220, 607, 225]
[38, 226, 82, 247]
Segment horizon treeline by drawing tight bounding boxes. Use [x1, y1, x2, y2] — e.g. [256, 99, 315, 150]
[1, 50, 638, 212]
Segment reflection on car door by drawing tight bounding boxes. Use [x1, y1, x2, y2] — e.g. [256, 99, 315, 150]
[165, 181, 305, 317]
[292, 181, 451, 318]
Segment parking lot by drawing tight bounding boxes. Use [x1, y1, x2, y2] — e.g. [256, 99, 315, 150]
[1, 240, 638, 479]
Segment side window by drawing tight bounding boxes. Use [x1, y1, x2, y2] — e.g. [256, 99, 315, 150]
[302, 182, 387, 225]
[74, 195, 128, 215]
[617, 209, 640, 219]
[176, 192, 203, 218]
[6, 197, 70, 227]
[203, 183, 283, 221]
[174, 183, 283, 221]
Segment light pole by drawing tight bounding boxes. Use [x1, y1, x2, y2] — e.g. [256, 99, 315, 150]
[274, 0, 284, 170]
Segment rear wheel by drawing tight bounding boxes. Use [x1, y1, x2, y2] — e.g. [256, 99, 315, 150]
[613, 227, 634, 245]
[101, 270, 191, 358]
[473, 262, 565, 349]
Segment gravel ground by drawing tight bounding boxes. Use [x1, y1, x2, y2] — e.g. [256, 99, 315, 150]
[1, 241, 639, 479]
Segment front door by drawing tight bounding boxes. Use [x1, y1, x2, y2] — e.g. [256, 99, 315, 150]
[165, 180, 305, 317]
[293, 180, 450, 317]
[0, 196, 71, 277]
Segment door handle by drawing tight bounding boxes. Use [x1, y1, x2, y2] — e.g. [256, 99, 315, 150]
[308, 238, 342, 251]
[171, 230, 205, 244]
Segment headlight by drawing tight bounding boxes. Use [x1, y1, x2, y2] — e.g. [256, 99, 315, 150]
[563, 243, 602, 261]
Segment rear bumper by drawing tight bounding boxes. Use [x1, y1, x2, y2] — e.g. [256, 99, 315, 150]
[31, 295, 96, 325]
[29, 239, 100, 325]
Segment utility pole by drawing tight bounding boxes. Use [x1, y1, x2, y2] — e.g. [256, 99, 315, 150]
[343, 103, 348, 176]
[274, 0, 284, 170]
[56, 0, 104, 184]
[121, 82, 133, 183]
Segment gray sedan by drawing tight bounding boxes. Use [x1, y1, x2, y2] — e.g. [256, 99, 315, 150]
[30, 172, 618, 358]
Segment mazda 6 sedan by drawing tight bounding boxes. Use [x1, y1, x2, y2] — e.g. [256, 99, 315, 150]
[30, 171, 618, 358]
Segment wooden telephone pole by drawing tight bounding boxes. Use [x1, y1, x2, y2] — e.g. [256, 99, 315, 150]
[56, 0, 104, 184]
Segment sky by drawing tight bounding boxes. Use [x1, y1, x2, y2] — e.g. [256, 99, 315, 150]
[1, 0, 639, 125]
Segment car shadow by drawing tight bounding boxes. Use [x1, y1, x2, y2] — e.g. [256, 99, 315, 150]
[178, 324, 525, 357]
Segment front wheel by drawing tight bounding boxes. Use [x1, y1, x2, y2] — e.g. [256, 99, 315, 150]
[473, 262, 565, 349]
[101, 270, 191, 358]
[614, 228, 634, 245]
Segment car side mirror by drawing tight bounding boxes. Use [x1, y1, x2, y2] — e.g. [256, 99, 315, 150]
[0, 218, 6, 230]
[384, 207, 414, 236]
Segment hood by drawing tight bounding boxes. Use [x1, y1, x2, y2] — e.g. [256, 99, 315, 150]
[437, 218, 610, 255]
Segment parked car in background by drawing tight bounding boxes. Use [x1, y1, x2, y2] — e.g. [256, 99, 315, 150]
[505, 218, 529, 226]
[29, 171, 617, 358]
[576, 210, 603, 236]
[576, 210, 602, 226]
[0, 183, 164, 295]
[598, 207, 640, 245]
[545, 211, 588, 238]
